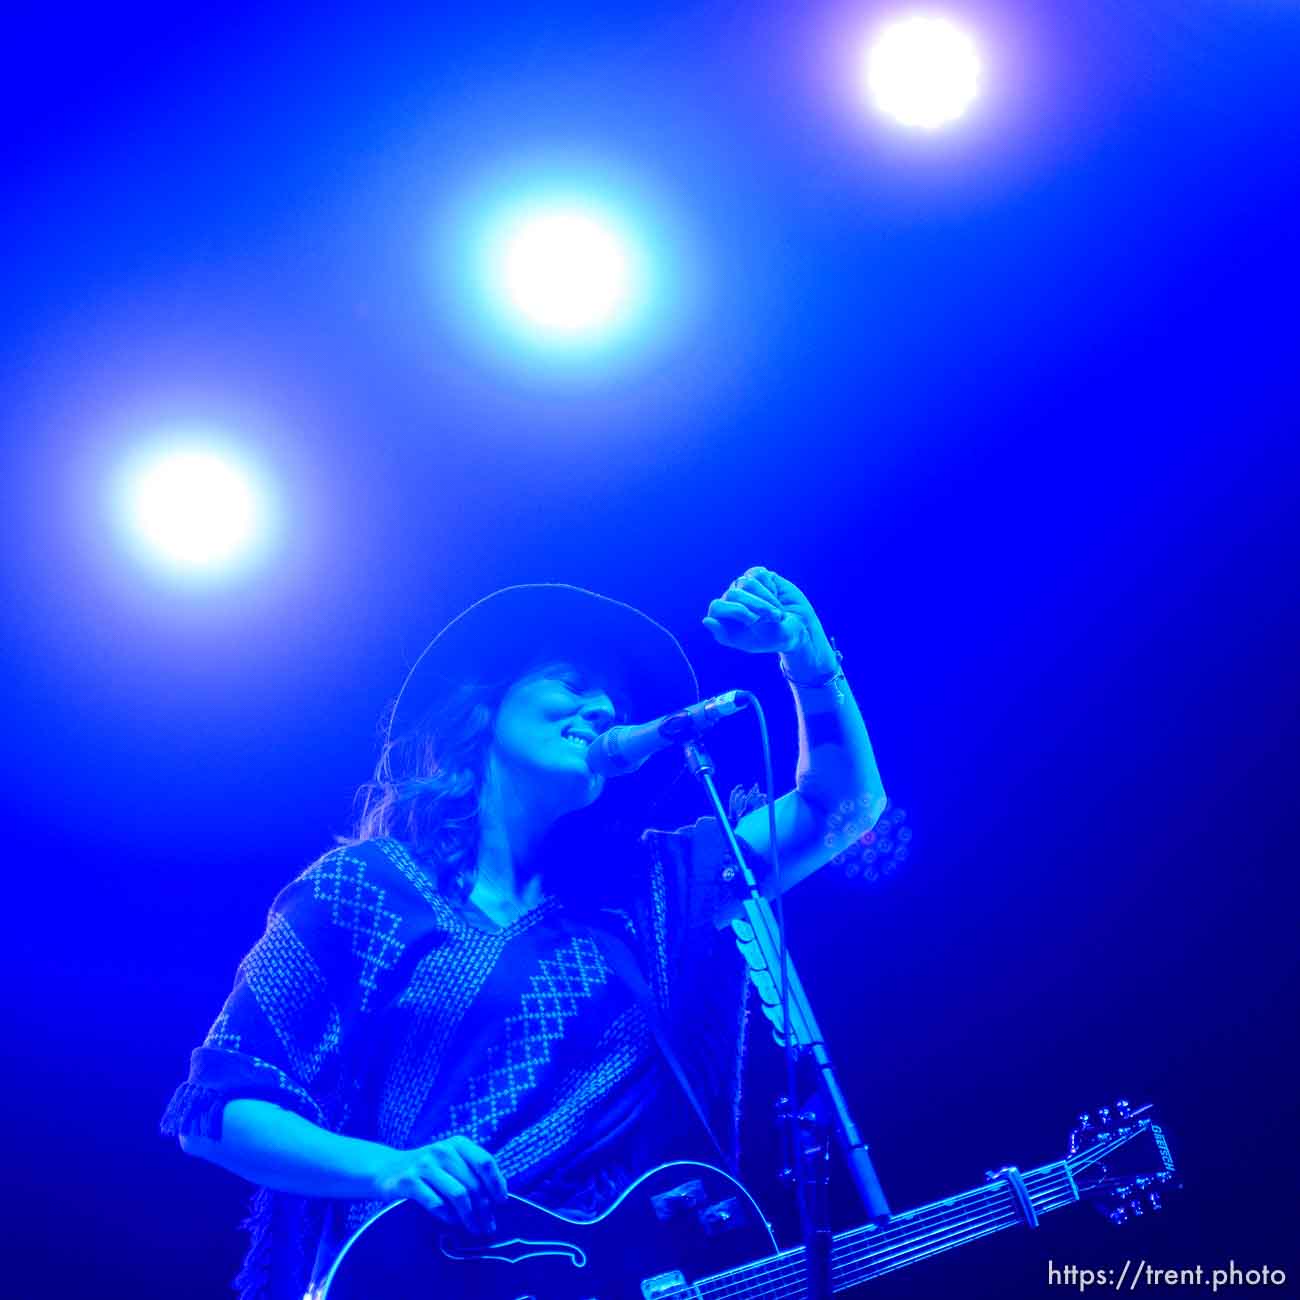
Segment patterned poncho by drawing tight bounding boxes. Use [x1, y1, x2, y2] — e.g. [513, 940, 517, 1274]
[161, 815, 752, 1300]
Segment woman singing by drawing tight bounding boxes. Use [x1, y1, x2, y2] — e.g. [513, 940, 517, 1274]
[162, 568, 886, 1300]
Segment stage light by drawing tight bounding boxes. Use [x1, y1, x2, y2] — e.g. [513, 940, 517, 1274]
[490, 203, 639, 339]
[864, 14, 981, 129]
[125, 446, 263, 571]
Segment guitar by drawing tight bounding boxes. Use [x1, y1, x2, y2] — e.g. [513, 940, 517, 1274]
[315, 1099, 1178, 1299]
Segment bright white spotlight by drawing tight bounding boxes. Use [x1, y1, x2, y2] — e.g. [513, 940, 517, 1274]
[127, 447, 261, 570]
[495, 205, 637, 338]
[865, 15, 981, 130]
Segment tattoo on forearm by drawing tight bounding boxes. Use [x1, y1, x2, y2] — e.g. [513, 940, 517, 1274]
[802, 713, 845, 749]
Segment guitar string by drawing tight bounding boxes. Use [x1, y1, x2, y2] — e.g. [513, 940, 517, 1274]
[833, 1194, 1080, 1294]
[703, 1164, 1070, 1294]
[809, 1119, 1144, 1287]
[834, 1188, 1080, 1290]
[691, 1176, 1057, 1300]
[692, 1198, 1075, 1300]
[832, 1190, 1076, 1294]
[836, 1172, 1073, 1272]
[830, 1168, 1072, 1268]
[700, 1194, 1065, 1300]
[695, 1134, 1139, 1300]
[695, 1187, 1079, 1300]
[691, 1168, 1076, 1300]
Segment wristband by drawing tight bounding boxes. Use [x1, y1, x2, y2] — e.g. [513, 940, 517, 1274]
[780, 636, 847, 701]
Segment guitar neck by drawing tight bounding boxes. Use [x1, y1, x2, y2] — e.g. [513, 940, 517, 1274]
[694, 1159, 1079, 1300]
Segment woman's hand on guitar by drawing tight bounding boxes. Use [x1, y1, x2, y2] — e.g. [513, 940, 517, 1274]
[371, 1135, 508, 1234]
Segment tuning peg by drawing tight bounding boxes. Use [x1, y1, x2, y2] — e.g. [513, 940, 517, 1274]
[1115, 1099, 1131, 1117]
[1129, 1198, 1145, 1217]
[1076, 1111, 1092, 1128]
[1108, 1206, 1129, 1225]
[1149, 1192, 1163, 1212]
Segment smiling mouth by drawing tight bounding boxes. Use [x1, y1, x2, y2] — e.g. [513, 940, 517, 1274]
[562, 729, 595, 748]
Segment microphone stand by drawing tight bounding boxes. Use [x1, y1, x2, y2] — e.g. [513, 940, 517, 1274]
[680, 736, 891, 1300]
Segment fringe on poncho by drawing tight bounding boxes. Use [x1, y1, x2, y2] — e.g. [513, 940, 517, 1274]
[161, 811, 756, 1300]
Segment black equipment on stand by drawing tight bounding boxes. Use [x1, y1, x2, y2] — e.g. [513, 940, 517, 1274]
[677, 715, 892, 1300]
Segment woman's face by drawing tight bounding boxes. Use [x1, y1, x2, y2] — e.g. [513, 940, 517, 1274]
[489, 660, 621, 814]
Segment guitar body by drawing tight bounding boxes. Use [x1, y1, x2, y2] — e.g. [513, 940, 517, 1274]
[317, 1161, 778, 1300]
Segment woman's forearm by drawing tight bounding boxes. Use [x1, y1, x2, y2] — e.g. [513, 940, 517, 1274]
[780, 638, 886, 818]
[723, 643, 886, 916]
[179, 1098, 392, 1200]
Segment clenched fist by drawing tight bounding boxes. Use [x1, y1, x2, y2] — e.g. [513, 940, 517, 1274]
[702, 566, 836, 674]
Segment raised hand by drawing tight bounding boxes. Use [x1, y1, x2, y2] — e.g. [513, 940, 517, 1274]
[702, 567, 834, 671]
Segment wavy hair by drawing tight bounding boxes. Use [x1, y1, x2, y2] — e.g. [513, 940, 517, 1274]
[349, 679, 505, 900]
[348, 665, 644, 905]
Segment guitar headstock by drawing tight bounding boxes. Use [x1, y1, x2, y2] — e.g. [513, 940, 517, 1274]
[1065, 1099, 1182, 1225]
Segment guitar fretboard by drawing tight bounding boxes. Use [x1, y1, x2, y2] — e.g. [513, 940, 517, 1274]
[692, 1159, 1079, 1300]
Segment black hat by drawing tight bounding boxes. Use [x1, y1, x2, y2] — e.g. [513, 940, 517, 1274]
[388, 583, 699, 744]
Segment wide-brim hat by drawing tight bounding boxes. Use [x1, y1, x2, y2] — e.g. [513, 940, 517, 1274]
[388, 583, 699, 745]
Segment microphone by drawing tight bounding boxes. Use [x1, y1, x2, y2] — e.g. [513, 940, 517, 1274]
[586, 691, 749, 777]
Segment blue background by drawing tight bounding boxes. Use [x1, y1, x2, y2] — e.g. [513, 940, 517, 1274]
[3, 2, 1296, 1296]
